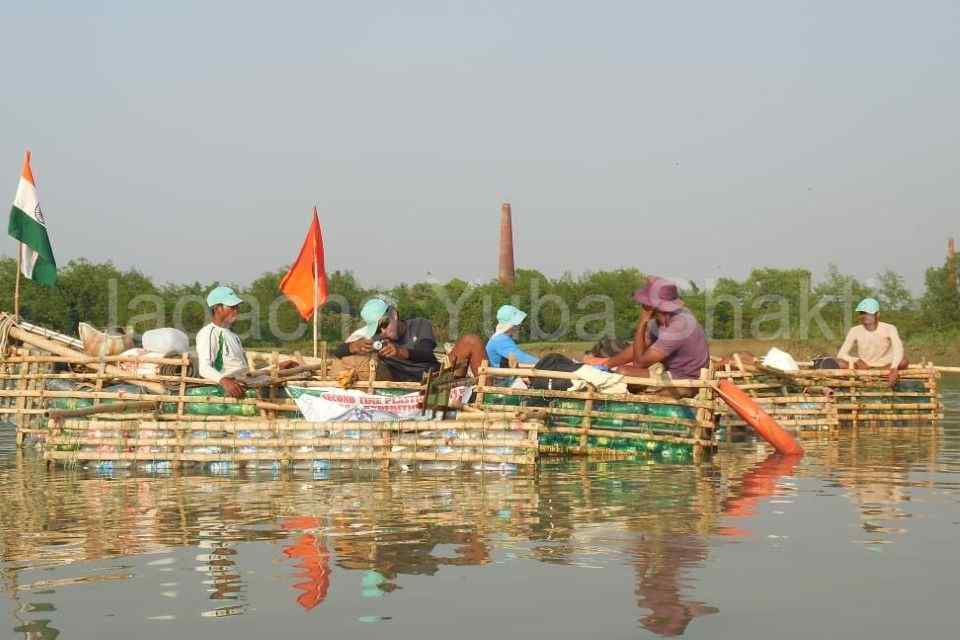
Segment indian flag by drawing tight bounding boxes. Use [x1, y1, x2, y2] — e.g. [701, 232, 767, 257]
[8, 151, 56, 287]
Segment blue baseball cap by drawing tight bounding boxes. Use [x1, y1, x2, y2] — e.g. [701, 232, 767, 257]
[496, 305, 527, 327]
[206, 286, 243, 308]
[856, 298, 880, 315]
[358, 298, 390, 339]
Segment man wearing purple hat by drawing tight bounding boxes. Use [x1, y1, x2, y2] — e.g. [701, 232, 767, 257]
[589, 277, 709, 396]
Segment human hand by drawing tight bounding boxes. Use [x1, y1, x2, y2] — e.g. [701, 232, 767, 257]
[887, 368, 899, 388]
[854, 359, 869, 370]
[379, 342, 408, 359]
[583, 354, 609, 367]
[220, 377, 247, 399]
[348, 339, 373, 355]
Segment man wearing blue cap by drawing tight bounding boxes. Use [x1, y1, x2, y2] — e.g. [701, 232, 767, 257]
[837, 298, 907, 386]
[333, 298, 442, 382]
[197, 286, 295, 398]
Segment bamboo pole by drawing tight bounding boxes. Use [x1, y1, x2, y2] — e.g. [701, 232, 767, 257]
[13, 356, 28, 446]
[838, 413, 942, 422]
[44, 449, 534, 465]
[544, 425, 710, 447]
[44, 435, 537, 449]
[129, 417, 541, 432]
[486, 366, 710, 388]
[47, 400, 158, 419]
[13, 243, 22, 319]
[7, 325, 166, 394]
[313, 258, 319, 359]
[478, 401, 700, 429]
[579, 388, 594, 452]
[475, 384, 712, 409]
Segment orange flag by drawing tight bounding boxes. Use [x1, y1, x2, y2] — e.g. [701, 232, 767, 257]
[280, 207, 328, 320]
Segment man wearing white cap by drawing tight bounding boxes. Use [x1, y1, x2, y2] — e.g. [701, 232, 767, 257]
[837, 298, 907, 386]
[196, 286, 295, 398]
[333, 298, 442, 382]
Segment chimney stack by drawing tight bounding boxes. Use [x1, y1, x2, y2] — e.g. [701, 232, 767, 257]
[498, 202, 516, 286]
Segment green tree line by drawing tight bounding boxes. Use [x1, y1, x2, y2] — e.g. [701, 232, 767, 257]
[1, 256, 957, 347]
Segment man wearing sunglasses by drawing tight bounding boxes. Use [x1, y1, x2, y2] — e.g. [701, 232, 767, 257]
[333, 298, 442, 382]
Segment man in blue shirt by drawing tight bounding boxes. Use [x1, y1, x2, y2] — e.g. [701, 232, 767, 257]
[486, 305, 538, 368]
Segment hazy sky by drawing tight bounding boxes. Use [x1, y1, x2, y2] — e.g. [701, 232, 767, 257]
[2, 0, 957, 292]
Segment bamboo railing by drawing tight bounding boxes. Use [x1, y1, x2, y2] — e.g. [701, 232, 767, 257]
[43, 416, 540, 467]
[712, 364, 942, 429]
[473, 363, 718, 459]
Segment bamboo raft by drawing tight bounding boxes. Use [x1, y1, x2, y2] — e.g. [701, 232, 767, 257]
[712, 363, 942, 431]
[0, 315, 539, 470]
[472, 364, 718, 462]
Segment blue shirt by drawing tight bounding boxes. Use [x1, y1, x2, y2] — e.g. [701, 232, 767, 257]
[486, 333, 539, 368]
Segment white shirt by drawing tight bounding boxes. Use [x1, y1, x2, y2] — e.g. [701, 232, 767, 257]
[196, 323, 249, 382]
[837, 322, 904, 369]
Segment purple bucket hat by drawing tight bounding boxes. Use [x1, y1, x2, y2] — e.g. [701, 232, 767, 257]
[633, 277, 684, 313]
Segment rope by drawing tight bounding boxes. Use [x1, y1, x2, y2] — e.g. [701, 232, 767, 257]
[0, 313, 17, 355]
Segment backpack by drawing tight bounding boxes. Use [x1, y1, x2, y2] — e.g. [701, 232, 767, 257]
[530, 354, 581, 391]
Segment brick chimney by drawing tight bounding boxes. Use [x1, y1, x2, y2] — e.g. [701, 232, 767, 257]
[498, 202, 515, 286]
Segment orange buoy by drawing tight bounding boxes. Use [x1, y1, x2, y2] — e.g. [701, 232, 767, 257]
[716, 379, 804, 455]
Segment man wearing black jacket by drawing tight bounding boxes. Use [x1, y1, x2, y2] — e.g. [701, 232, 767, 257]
[333, 298, 440, 382]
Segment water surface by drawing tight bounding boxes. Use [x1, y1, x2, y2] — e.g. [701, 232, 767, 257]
[2, 386, 959, 638]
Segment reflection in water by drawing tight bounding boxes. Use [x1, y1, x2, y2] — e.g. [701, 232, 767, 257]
[0, 416, 953, 638]
[634, 534, 718, 637]
[281, 518, 331, 611]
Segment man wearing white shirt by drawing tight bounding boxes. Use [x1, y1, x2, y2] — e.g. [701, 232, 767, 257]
[196, 286, 295, 398]
[836, 298, 907, 387]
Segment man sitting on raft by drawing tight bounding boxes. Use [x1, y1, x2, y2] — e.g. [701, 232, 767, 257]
[836, 297, 907, 387]
[585, 277, 709, 398]
[335, 298, 489, 382]
[197, 286, 296, 398]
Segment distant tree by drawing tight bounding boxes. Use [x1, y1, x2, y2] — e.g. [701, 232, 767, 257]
[873, 269, 914, 312]
[920, 259, 960, 330]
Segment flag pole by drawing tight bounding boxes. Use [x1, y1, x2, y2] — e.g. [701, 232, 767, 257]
[312, 228, 319, 359]
[13, 243, 22, 320]
[313, 258, 320, 358]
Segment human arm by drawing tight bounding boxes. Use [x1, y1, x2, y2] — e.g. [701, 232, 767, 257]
[333, 339, 374, 358]
[631, 345, 668, 370]
[836, 328, 858, 368]
[631, 308, 655, 367]
[603, 343, 635, 369]
[380, 338, 436, 362]
[887, 325, 905, 386]
[603, 309, 655, 368]
[490, 334, 538, 367]
[196, 327, 225, 383]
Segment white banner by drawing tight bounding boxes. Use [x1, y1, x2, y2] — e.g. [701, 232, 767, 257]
[288, 387, 424, 422]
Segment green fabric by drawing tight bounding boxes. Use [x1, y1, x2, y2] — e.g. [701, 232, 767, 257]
[180, 385, 257, 416]
[8, 205, 57, 286]
[213, 333, 225, 372]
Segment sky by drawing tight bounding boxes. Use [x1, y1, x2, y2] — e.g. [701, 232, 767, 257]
[1, 0, 958, 292]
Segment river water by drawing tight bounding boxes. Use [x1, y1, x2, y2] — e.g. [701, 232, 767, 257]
[2, 386, 959, 639]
